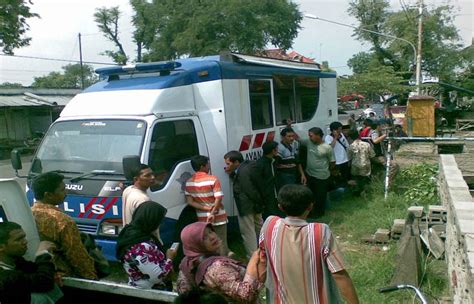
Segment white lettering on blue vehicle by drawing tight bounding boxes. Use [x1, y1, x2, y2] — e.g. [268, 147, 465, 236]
[65, 184, 83, 191]
[63, 201, 120, 216]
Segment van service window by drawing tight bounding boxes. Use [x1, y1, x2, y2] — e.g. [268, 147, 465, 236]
[273, 75, 319, 125]
[249, 80, 274, 130]
[148, 119, 199, 190]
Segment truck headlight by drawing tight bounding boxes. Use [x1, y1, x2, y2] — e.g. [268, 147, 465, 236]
[99, 220, 123, 236]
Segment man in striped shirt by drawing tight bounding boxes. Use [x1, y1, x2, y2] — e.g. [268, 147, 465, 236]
[259, 184, 359, 304]
[185, 155, 229, 255]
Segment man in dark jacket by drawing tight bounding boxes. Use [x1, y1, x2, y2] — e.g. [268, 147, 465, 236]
[256, 141, 284, 218]
[224, 150, 264, 257]
[0, 221, 62, 304]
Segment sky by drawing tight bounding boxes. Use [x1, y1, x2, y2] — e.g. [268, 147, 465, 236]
[0, 0, 472, 86]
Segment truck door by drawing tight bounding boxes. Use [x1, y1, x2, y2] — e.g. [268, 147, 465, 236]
[145, 117, 207, 235]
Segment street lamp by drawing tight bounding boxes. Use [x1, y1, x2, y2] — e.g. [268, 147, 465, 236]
[304, 13, 420, 93]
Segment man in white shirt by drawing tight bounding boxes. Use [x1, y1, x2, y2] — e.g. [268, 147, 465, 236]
[324, 121, 350, 187]
[122, 164, 155, 225]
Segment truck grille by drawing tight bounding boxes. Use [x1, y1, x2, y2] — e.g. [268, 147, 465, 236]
[77, 223, 98, 234]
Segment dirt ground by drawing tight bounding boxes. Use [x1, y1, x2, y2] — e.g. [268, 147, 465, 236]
[393, 130, 474, 176]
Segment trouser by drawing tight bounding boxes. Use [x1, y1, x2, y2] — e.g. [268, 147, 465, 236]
[351, 175, 371, 196]
[336, 161, 351, 186]
[372, 156, 399, 186]
[238, 213, 263, 257]
[276, 169, 298, 190]
[306, 175, 329, 218]
[213, 223, 229, 256]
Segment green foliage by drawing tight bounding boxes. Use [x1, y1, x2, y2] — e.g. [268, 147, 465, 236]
[338, 65, 409, 100]
[347, 1, 464, 82]
[97, 0, 302, 62]
[456, 45, 474, 94]
[316, 164, 447, 303]
[393, 163, 439, 204]
[94, 7, 128, 64]
[32, 64, 98, 89]
[347, 52, 378, 74]
[0, 82, 23, 88]
[0, 0, 39, 54]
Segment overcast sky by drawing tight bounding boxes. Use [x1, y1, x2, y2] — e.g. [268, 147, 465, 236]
[0, 0, 472, 86]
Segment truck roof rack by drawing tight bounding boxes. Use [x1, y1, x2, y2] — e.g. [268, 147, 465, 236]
[222, 52, 321, 71]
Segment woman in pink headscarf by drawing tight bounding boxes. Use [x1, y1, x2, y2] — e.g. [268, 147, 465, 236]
[177, 222, 265, 303]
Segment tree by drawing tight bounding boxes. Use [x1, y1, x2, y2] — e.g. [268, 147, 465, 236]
[0, 82, 23, 88]
[32, 64, 98, 89]
[94, 7, 128, 64]
[0, 0, 39, 54]
[338, 65, 409, 102]
[347, 52, 378, 74]
[96, 0, 302, 62]
[348, 1, 464, 81]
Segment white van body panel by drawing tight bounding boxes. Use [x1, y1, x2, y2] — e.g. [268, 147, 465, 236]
[61, 86, 195, 117]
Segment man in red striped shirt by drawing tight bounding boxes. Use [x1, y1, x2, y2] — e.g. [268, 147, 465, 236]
[185, 155, 229, 255]
[259, 184, 359, 304]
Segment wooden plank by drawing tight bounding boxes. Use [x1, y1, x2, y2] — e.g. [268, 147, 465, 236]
[420, 228, 445, 259]
[456, 119, 474, 131]
[390, 214, 423, 286]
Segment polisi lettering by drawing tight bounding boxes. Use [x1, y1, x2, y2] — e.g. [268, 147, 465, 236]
[65, 184, 83, 191]
[63, 201, 119, 216]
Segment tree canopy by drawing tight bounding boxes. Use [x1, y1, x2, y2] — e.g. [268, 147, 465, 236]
[0, 82, 23, 88]
[95, 0, 302, 63]
[94, 7, 128, 64]
[338, 64, 408, 102]
[347, 0, 464, 81]
[0, 0, 39, 54]
[32, 64, 98, 89]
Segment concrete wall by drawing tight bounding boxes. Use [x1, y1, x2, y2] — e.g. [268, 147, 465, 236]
[439, 155, 474, 303]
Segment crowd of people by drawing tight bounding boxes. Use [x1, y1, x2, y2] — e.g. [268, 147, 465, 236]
[114, 118, 398, 303]
[0, 117, 402, 303]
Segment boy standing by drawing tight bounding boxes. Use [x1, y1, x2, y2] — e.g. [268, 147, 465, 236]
[185, 155, 229, 255]
[259, 185, 359, 304]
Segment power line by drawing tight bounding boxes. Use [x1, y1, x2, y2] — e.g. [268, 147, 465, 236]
[2, 69, 58, 73]
[0, 54, 117, 65]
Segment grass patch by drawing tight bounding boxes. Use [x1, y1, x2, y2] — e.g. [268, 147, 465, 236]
[315, 164, 448, 303]
[229, 163, 447, 303]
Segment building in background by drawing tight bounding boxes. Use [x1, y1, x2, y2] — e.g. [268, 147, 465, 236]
[0, 88, 79, 157]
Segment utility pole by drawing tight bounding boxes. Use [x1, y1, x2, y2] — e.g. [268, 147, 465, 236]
[78, 33, 85, 89]
[415, 0, 423, 95]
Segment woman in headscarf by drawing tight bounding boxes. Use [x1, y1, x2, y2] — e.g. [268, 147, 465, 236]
[116, 201, 176, 289]
[177, 222, 266, 303]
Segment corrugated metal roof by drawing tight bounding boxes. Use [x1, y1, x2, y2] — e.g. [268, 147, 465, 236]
[0, 95, 73, 107]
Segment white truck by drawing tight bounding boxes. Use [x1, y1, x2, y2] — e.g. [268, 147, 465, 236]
[12, 53, 338, 261]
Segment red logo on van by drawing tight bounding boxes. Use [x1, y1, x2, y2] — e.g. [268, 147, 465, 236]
[239, 131, 276, 151]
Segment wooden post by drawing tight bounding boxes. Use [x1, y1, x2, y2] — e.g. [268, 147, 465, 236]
[390, 213, 423, 286]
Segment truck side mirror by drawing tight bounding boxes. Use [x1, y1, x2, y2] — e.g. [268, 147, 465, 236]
[122, 155, 141, 181]
[11, 149, 27, 178]
[11, 149, 22, 170]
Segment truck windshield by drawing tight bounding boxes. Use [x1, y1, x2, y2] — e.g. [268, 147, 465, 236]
[31, 120, 146, 175]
